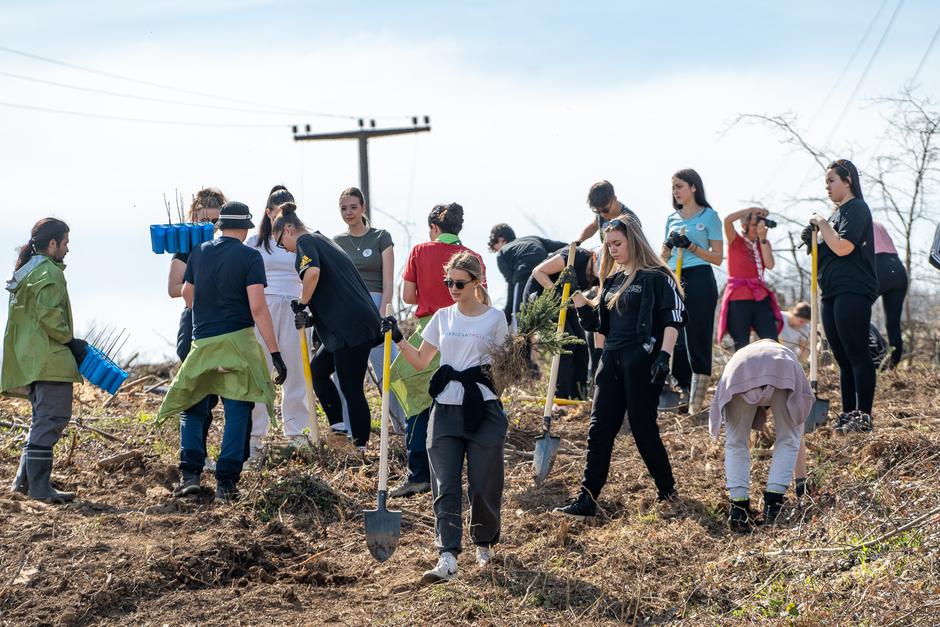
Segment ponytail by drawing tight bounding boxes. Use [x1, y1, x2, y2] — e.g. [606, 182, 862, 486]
[258, 188, 295, 252]
[15, 218, 69, 271]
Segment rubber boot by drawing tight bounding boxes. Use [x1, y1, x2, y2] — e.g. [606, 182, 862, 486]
[689, 373, 709, 414]
[25, 447, 75, 504]
[762, 491, 784, 525]
[11, 449, 28, 494]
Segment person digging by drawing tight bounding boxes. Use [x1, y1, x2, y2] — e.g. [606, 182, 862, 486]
[2, 218, 85, 503]
[157, 201, 286, 503]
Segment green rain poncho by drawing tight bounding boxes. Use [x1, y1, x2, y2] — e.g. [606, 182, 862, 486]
[157, 327, 274, 423]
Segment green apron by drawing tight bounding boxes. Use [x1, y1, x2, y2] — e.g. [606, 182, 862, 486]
[157, 327, 275, 424]
[388, 316, 440, 417]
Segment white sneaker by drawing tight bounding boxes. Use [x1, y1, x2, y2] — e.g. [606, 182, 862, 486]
[475, 545, 493, 567]
[421, 552, 457, 583]
[286, 435, 311, 449]
[330, 424, 348, 435]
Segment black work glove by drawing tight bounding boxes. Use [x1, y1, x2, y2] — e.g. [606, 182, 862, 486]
[380, 316, 403, 343]
[66, 338, 88, 365]
[294, 310, 314, 330]
[800, 224, 815, 251]
[664, 231, 677, 249]
[271, 352, 287, 385]
[558, 266, 577, 287]
[650, 350, 671, 384]
[671, 232, 692, 249]
[290, 299, 308, 314]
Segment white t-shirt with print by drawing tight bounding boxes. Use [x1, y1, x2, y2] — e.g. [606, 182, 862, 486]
[245, 234, 301, 297]
[421, 304, 509, 405]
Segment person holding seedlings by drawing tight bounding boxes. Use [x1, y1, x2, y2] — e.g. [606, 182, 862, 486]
[709, 339, 813, 531]
[527, 244, 598, 399]
[382, 251, 508, 582]
[872, 220, 907, 368]
[271, 202, 381, 451]
[575, 180, 642, 245]
[716, 207, 782, 351]
[387, 203, 487, 498]
[554, 217, 685, 520]
[3, 218, 82, 503]
[661, 168, 723, 413]
[246, 186, 312, 454]
[158, 201, 286, 503]
[801, 159, 878, 433]
[487, 223, 565, 325]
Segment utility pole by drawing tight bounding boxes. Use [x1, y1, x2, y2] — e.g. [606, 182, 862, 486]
[292, 116, 431, 219]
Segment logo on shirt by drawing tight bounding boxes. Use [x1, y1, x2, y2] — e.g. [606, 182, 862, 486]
[627, 284, 642, 293]
[300, 255, 312, 268]
[696, 223, 706, 231]
[362, 248, 373, 258]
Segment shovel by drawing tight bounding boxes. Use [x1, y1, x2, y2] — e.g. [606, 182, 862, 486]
[806, 227, 829, 431]
[659, 228, 685, 411]
[295, 303, 321, 445]
[364, 304, 402, 562]
[533, 242, 578, 485]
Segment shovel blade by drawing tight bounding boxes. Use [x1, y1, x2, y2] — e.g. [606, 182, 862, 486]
[658, 389, 680, 411]
[363, 492, 401, 563]
[811, 397, 830, 426]
[532, 433, 561, 485]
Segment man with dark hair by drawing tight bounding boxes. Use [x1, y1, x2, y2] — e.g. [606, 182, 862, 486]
[576, 180, 642, 245]
[488, 224, 565, 325]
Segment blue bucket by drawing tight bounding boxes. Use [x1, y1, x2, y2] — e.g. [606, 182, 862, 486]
[189, 222, 203, 247]
[201, 222, 214, 244]
[79, 347, 100, 378]
[163, 224, 178, 253]
[175, 225, 191, 254]
[105, 366, 129, 395]
[150, 225, 167, 254]
[90, 358, 111, 388]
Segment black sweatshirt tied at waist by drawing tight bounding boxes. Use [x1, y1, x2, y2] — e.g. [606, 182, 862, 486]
[428, 365, 498, 432]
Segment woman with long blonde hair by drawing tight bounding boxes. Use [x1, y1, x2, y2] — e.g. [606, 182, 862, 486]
[554, 217, 686, 520]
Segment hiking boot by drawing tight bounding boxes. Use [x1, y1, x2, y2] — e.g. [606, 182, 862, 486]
[11, 449, 28, 495]
[552, 491, 597, 521]
[25, 448, 75, 504]
[475, 545, 493, 567]
[422, 552, 458, 583]
[215, 484, 239, 504]
[389, 480, 431, 498]
[762, 491, 784, 525]
[847, 412, 873, 433]
[728, 499, 757, 533]
[173, 473, 201, 497]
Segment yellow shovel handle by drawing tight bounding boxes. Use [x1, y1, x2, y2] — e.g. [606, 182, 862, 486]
[298, 326, 320, 444]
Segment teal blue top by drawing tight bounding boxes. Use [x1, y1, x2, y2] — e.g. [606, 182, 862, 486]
[664, 206, 722, 270]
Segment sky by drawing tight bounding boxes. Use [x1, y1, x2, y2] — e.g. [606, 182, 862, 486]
[1, 0, 939, 363]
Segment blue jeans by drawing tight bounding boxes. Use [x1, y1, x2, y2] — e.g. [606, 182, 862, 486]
[179, 395, 253, 489]
[406, 408, 431, 483]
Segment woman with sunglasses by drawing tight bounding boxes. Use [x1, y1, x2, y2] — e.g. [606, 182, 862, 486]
[661, 169, 723, 413]
[554, 218, 685, 520]
[245, 186, 313, 455]
[383, 251, 508, 582]
[271, 202, 382, 451]
[801, 159, 878, 433]
[386, 203, 487, 499]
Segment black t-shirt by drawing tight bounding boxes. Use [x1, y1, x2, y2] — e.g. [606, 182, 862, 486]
[550, 246, 595, 293]
[596, 269, 685, 352]
[172, 251, 189, 264]
[497, 235, 567, 318]
[295, 232, 382, 351]
[184, 236, 267, 340]
[817, 197, 878, 301]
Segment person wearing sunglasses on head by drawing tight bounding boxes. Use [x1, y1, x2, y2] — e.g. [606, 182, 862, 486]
[386, 203, 487, 499]
[382, 251, 508, 583]
[269, 202, 382, 452]
[575, 180, 642, 246]
[554, 217, 686, 520]
[158, 201, 286, 503]
[801, 159, 878, 433]
[661, 168, 723, 414]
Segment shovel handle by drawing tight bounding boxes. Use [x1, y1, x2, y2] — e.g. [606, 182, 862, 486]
[809, 226, 819, 386]
[298, 324, 320, 444]
[377, 304, 393, 493]
[541, 242, 578, 428]
[675, 227, 686, 282]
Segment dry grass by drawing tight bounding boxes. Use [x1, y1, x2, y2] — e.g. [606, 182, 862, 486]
[0, 362, 939, 625]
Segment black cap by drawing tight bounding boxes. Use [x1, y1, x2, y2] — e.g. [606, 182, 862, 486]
[216, 201, 254, 229]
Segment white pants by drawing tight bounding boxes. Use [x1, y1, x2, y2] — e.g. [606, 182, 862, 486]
[724, 388, 803, 500]
[251, 294, 312, 438]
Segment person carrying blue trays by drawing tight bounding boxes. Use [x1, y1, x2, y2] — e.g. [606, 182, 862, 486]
[2, 218, 86, 503]
[158, 201, 287, 503]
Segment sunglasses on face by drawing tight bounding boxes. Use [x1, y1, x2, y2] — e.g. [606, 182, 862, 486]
[443, 278, 471, 290]
[276, 229, 286, 250]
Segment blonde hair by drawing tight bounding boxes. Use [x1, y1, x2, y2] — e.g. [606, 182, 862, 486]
[595, 217, 684, 309]
[189, 187, 226, 222]
[444, 251, 490, 306]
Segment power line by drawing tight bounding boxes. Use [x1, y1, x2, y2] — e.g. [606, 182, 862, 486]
[911, 22, 940, 83]
[0, 45, 356, 119]
[0, 100, 287, 128]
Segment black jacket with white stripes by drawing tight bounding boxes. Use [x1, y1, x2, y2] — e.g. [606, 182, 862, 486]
[576, 268, 686, 354]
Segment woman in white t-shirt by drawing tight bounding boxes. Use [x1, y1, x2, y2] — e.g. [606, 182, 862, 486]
[245, 186, 311, 453]
[386, 251, 508, 584]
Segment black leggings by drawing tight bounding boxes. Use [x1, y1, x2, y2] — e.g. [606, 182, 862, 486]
[556, 309, 589, 399]
[581, 345, 675, 499]
[671, 265, 718, 387]
[876, 253, 908, 367]
[311, 340, 373, 446]
[726, 298, 779, 351]
[822, 293, 876, 414]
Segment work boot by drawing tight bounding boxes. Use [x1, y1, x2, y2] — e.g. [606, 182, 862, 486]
[173, 473, 201, 497]
[552, 490, 597, 521]
[689, 374, 709, 414]
[422, 552, 458, 583]
[389, 479, 431, 498]
[728, 499, 757, 533]
[25, 447, 75, 504]
[11, 449, 28, 495]
[762, 491, 784, 525]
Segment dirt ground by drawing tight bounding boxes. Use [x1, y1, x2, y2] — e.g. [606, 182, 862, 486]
[1, 363, 939, 626]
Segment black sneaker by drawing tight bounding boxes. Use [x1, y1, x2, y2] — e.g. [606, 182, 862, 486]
[389, 480, 431, 498]
[552, 491, 596, 520]
[763, 491, 784, 525]
[173, 474, 201, 497]
[657, 487, 679, 502]
[833, 412, 852, 434]
[728, 499, 757, 533]
[847, 411, 873, 433]
[215, 484, 239, 504]
[794, 478, 807, 499]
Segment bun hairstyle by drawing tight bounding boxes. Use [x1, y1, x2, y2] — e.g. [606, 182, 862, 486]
[444, 251, 490, 306]
[15, 217, 69, 271]
[428, 202, 464, 235]
[339, 187, 369, 227]
[827, 159, 864, 201]
[671, 168, 711, 211]
[271, 201, 305, 235]
[257, 187, 296, 252]
[188, 187, 226, 222]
